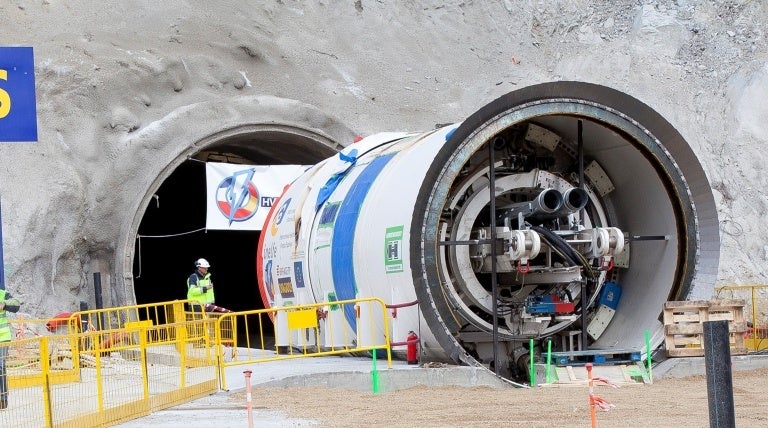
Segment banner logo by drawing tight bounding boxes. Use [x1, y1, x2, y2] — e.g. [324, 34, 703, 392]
[215, 168, 259, 225]
[206, 163, 307, 231]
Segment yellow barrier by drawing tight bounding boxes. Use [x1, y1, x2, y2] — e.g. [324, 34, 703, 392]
[8, 318, 81, 391]
[1, 300, 218, 428]
[214, 297, 393, 390]
[64, 299, 206, 335]
[1, 297, 392, 426]
[713, 285, 768, 351]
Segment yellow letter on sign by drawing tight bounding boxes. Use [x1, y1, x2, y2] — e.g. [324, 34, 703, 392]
[0, 69, 10, 118]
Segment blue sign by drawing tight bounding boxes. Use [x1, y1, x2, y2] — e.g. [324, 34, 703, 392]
[0, 198, 5, 290]
[0, 47, 37, 142]
[294, 261, 305, 288]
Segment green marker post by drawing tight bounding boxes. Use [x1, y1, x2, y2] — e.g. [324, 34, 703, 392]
[545, 339, 553, 383]
[645, 330, 653, 383]
[529, 338, 535, 387]
[372, 348, 380, 394]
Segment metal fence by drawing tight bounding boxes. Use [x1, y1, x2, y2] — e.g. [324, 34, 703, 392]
[1, 300, 218, 428]
[1, 297, 393, 427]
[713, 285, 768, 352]
[214, 297, 393, 390]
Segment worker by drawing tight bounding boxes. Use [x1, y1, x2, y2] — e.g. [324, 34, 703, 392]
[0, 289, 21, 410]
[187, 258, 231, 313]
[187, 258, 215, 311]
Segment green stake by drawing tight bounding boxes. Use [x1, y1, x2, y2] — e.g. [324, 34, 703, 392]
[645, 330, 653, 384]
[372, 348, 380, 394]
[545, 339, 553, 383]
[529, 338, 535, 387]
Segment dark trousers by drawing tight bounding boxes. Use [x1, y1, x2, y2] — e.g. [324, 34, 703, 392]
[0, 342, 8, 407]
[186, 302, 204, 313]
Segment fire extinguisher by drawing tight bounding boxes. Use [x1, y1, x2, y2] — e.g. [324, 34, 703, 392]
[406, 331, 419, 365]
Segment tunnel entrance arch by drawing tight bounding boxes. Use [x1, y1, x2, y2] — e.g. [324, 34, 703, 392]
[114, 97, 356, 320]
[129, 126, 343, 314]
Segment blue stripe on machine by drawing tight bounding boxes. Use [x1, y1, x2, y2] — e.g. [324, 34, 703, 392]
[332, 153, 396, 332]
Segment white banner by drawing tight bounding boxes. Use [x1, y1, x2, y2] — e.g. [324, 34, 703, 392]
[206, 163, 307, 231]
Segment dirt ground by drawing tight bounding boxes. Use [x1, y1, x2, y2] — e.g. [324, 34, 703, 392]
[238, 366, 768, 428]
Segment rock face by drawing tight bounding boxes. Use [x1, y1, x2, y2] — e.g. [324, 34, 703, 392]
[0, 1, 766, 316]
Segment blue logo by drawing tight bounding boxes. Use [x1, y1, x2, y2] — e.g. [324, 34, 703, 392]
[214, 168, 259, 225]
[0, 47, 37, 142]
[270, 197, 292, 237]
[274, 198, 291, 225]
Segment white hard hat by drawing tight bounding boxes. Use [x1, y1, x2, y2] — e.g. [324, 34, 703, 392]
[195, 258, 211, 268]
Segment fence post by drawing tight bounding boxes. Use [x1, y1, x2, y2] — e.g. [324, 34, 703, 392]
[94, 330, 104, 419]
[215, 315, 224, 390]
[40, 337, 53, 427]
[139, 323, 150, 400]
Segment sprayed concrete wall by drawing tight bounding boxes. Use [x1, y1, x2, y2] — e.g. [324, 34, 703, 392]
[1, 1, 767, 316]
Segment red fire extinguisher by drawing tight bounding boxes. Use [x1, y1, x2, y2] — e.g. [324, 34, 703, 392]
[406, 331, 419, 365]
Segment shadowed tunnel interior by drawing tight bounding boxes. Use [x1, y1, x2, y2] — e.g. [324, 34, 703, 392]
[130, 130, 341, 339]
[132, 160, 262, 314]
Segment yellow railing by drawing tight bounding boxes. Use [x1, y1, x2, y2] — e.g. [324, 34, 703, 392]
[2, 300, 218, 428]
[1, 297, 394, 427]
[713, 285, 768, 352]
[214, 297, 393, 390]
[62, 299, 207, 334]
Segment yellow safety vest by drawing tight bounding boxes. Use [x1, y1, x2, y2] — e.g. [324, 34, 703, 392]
[0, 290, 20, 342]
[187, 272, 214, 304]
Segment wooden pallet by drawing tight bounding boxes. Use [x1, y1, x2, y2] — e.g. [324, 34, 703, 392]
[663, 299, 748, 357]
